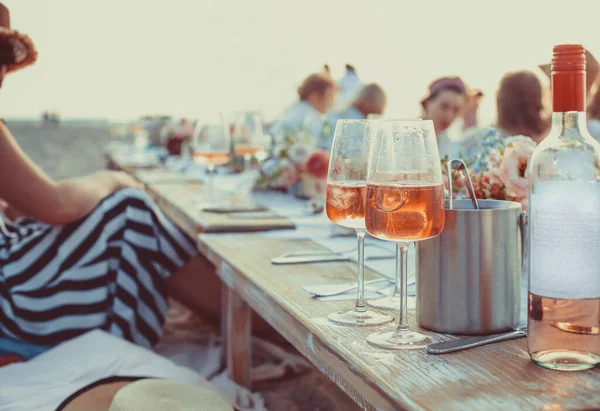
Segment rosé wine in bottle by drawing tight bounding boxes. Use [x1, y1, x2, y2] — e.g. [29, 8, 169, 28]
[527, 44, 600, 371]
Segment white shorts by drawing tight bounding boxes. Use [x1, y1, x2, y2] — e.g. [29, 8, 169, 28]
[0, 330, 216, 411]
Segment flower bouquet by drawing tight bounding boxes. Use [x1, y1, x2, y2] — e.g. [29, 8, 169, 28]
[254, 128, 330, 200]
[441, 130, 537, 209]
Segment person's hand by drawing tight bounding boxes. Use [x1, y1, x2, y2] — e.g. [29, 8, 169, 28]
[0, 198, 27, 220]
[464, 94, 482, 115]
[463, 94, 483, 129]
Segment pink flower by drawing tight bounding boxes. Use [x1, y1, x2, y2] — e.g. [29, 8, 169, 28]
[304, 149, 330, 179]
[274, 159, 299, 187]
[280, 165, 300, 187]
[261, 158, 299, 188]
[485, 150, 504, 168]
[498, 140, 536, 199]
[485, 166, 504, 186]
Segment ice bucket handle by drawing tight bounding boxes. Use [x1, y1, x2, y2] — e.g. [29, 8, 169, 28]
[447, 159, 480, 210]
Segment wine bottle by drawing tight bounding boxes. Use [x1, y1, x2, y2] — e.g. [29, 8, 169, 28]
[527, 44, 600, 371]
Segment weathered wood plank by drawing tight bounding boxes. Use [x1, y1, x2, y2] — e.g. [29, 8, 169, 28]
[106, 151, 296, 234]
[198, 233, 600, 411]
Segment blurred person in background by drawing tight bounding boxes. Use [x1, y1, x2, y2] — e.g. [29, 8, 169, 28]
[495, 70, 550, 142]
[331, 64, 363, 113]
[332, 83, 387, 120]
[269, 68, 338, 141]
[462, 70, 551, 162]
[420, 76, 470, 158]
[586, 83, 600, 141]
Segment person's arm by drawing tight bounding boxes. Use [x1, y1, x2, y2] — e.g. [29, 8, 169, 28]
[0, 122, 141, 225]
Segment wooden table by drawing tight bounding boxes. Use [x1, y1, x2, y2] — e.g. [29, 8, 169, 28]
[198, 233, 600, 411]
[145, 181, 295, 237]
[104, 151, 163, 172]
[106, 150, 600, 410]
[105, 152, 296, 236]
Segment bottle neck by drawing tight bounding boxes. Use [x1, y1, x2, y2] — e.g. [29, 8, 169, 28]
[549, 111, 589, 141]
[552, 70, 585, 112]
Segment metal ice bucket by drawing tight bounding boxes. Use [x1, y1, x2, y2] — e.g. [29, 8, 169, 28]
[416, 199, 526, 335]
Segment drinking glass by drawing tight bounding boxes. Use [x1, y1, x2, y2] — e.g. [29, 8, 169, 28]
[191, 113, 232, 195]
[365, 119, 445, 348]
[325, 119, 394, 326]
[232, 112, 268, 170]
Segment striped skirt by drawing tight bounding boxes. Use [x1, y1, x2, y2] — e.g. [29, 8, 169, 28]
[0, 188, 196, 349]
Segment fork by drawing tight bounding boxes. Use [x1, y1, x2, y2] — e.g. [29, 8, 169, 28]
[308, 278, 391, 297]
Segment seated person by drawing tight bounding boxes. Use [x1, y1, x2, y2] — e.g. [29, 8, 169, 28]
[0, 2, 196, 351]
[331, 64, 363, 113]
[0, 4, 230, 409]
[331, 83, 387, 121]
[587, 83, 600, 141]
[269, 68, 337, 146]
[420, 76, 469, 158]
[462, 70, 551, 165]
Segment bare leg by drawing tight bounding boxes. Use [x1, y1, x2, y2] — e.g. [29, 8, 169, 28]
[63, 381, 131, 411]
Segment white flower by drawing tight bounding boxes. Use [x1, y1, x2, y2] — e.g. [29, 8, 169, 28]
[287, 143, 312, 165]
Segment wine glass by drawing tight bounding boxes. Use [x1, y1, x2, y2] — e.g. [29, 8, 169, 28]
[365, 119, 445, 348]
[366, 248, 403, 310]
[232, 112, 268, 170]
[191, 113, 232, 196]
[325, 119, 394, 327]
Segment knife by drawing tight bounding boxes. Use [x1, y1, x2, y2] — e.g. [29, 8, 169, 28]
[426, 328, 527, 355]
[271, 254, 394, 265]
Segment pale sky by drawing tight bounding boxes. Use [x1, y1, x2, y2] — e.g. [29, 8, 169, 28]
[2, 0, 600, 125]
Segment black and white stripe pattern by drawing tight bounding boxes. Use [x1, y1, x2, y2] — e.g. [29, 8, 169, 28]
[0, 188, 196, 348]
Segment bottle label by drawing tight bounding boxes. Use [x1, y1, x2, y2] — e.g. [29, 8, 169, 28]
[530, 181, 600, 299]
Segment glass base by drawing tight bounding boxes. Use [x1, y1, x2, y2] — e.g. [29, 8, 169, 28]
[367, 296, 416, 311]
[532, 350, 600, 371]
[327, 309, 393, 327]
[367, 330, 430, 350]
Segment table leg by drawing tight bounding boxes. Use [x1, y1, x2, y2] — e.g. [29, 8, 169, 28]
[225, 286, 252, 389]
[220, 283, 229, 370]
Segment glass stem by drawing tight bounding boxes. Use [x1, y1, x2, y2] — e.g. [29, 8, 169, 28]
[354, 229, 367, 313]
[392, 246, 401, 298]
[244, 153, 252, 171]
[395, 242, 410, 333]
[207, 164, 215, 199]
